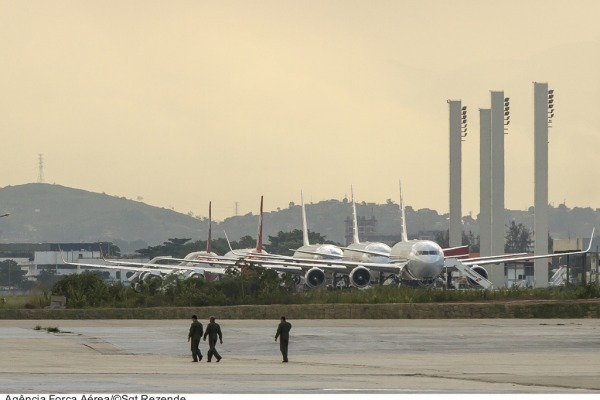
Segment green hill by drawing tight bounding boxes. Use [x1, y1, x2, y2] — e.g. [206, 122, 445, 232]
[0, 183, 597, 254]
[0, 183, 206, 252]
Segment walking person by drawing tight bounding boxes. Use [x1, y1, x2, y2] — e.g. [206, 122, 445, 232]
[203, 316, 223, 362]
[275, 316, 292, 363]
[188, 315, 203, 362]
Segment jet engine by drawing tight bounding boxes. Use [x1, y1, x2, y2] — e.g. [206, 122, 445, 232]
[129, 270, 162, 291]
[141, 270, 162, 281]
[467, 265, 489, 287]
[349, 266, 371, 288]
[128, 270, 161, 283]
[305, 267, 326, 288]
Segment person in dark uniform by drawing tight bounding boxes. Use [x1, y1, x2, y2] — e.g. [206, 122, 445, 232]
[188, 315, 203, 362]
[275, 316, 292, 363]
[203, 316, 223, 362]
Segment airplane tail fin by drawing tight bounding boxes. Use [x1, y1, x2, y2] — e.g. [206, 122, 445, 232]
[399, 181, 408, 242]
[206, 201, 212, 254]
[224, 231, 234, 253]
[584, 227, 596, 252]
[351, 185, 360, 244]
[301, 191, 310, 246]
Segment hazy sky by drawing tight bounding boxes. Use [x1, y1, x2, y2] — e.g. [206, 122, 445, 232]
[2, 1, 599, 221]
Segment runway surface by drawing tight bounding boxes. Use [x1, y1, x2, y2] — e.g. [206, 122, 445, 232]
[1, 318, 600, 393]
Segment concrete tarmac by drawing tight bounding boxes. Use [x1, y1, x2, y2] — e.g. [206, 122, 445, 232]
[1, 318, 600, 394]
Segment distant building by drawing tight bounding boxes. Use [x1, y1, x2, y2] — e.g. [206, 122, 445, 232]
[344, 215, 399, 246]
[0, 242, 144, 283]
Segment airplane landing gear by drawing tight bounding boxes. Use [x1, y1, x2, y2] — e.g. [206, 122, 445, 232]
[328, 273, 350, 290]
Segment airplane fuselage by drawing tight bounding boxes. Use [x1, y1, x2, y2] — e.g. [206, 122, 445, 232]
[390, 240, 445, 280]
[344, 242, 391, 264]
[292, 244, 343, 260]
[181, 250, 220, 267]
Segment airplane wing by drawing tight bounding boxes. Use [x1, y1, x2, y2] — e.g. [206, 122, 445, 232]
[60, 247, 231, 275]
[289, 248, 344, 258]
[101, 255, 238, 268]
[61, 256, 173, 274]
[63, 256, 233, 278]
[98, 247, 239, 268]
[459, 228, 595, 267]
[236, 261, 306, 276]
[239, 254, 406, 275]
[457, 252, 529, 264]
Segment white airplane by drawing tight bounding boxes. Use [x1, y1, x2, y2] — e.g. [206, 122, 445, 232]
[343, 187, 392, 263]
[291, 191, 344, 261]
[337, 186, 392, 287]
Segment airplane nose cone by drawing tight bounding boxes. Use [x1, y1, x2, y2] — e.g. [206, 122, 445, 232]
[415, 257, 444, 279]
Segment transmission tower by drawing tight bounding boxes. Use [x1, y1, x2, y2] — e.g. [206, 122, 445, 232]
[37, 154, 45, 183]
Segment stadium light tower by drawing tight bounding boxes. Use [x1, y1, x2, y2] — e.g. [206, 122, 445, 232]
[448, 100, 464, 248]
[534, 82, 551, 287]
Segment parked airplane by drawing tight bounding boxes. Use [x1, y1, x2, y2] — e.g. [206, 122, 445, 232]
[291, 191, 344, 261]
[338, 186, 391, 287]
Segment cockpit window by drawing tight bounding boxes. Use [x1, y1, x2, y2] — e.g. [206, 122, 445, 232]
[416, 250, 440, 256]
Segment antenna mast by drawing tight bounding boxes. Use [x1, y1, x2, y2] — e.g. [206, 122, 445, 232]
[37, 154, 45, 183]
